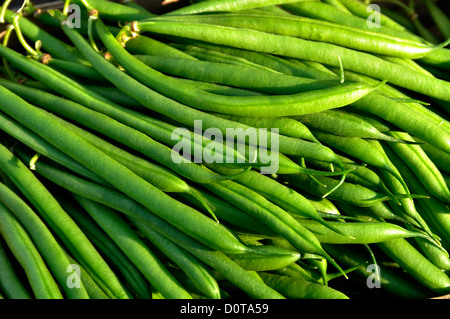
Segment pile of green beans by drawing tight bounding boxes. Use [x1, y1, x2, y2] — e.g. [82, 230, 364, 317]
[0, 0, 449, 301]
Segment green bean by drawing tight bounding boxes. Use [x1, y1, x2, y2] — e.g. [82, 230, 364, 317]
[214, 114, 319, 143]
[207, 164, 349, 236]
[59, 17, 346, 169]
[177, 187, 277, 236]
[129, 220, 221, 299]
[72, 0, 155, 22]
[309, 130, 409, 193]
[324, 244, 434, 298]
[164, 0, 308, 16]
[201, 179, 347, 275]
[2, 9, 84, 62]
[413, 137, 450, 175]
[134, 19, 450, 101]
[62, 251, 109, 299]
[338, 0, 411, 31]
[0, 181, 91, 299]
[174, 41, 340, 80]
[382, 144, 450, 254]
[378, 239, 450, 294]
[283, 173, 404, 207]
[57, 196, 152, 299]
[228, 245, 300, 271]
[156, 12, 440, 59]
[134, 54, 335, 94]
[322, 0, 352, 14]
[0, 142, 130, 299]
[99, 19, 375, 118]
[173, 78, 266, 97]
[74, 195, 193, 299]
[1, 84, 252, 258]
[80, 83, 144, 109]
[0, 106, 107, 186]
[0, 200, 63, 299]
[295, 219, 435, 245]
[387, 132, 450, 204]
[0, 72, 244, 184]
[296, 110, 406, 143]
[135, 220, 285, 299]
[172, 43, 280, 72]
[0, 237, 31, 299]
[14, 150, 284, 298]
[425, 0, 450, 39]
[367, 139, 435, 238]
[258, 272, 349, 299]
[281, 1, 426, 42]
[41, 55, 106, 81]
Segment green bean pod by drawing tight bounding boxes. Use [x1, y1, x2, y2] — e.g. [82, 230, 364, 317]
[387, 132, 450, 204]
[0, 181, 91, 299]
[258, 272, 349, 299]
[296, 219, 436, 245]
[74, 195, 193, 299]
[155, 12, 439, 58]
[0, 237, 31, 299]
[378, 239, 450, 294]
[324, 244, 434, 298]
[134, 19, 450, 101]
[97, 19, 375, 118]
[0, 85, 250, 255]
[0, 200, 63, 299]
[0, 142, 130, 299]
[134, 54, 334, 94]
[130, 223, 221, 299]
[59, 18, 345, 168]
[228, 245, 301, 271]
[165, 0, 305, 16]
[72, 0, 155, 22]
[297, 110, 407, 143]
[58, 196, 152, 299]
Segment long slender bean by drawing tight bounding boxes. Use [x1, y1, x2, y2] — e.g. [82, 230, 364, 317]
[0, 142, 130, 299]
[134, 19, 450, 101]
[0, 85, 250, 256]
[0, 181, 90, 299]
[0, 200, 63, 299]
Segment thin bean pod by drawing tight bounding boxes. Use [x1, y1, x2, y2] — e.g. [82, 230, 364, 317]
[57, 195, 152, 299]
[134, 19, 450, 101]
[295, 219, 436, 245]
[0, 200, 63, 299]
[97, 19, 376, 118]
[0, 181, 90, 299]
[73, 195, 193, 299]
[155, 12, 440, 59]
[0, 237, 31, 299]
[387, 131, 450, 204]
[258, 272, 349, 299]
[378, 239, 450, 294]
[0, 142, 130, 299]
[59, 17, 346, 169]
